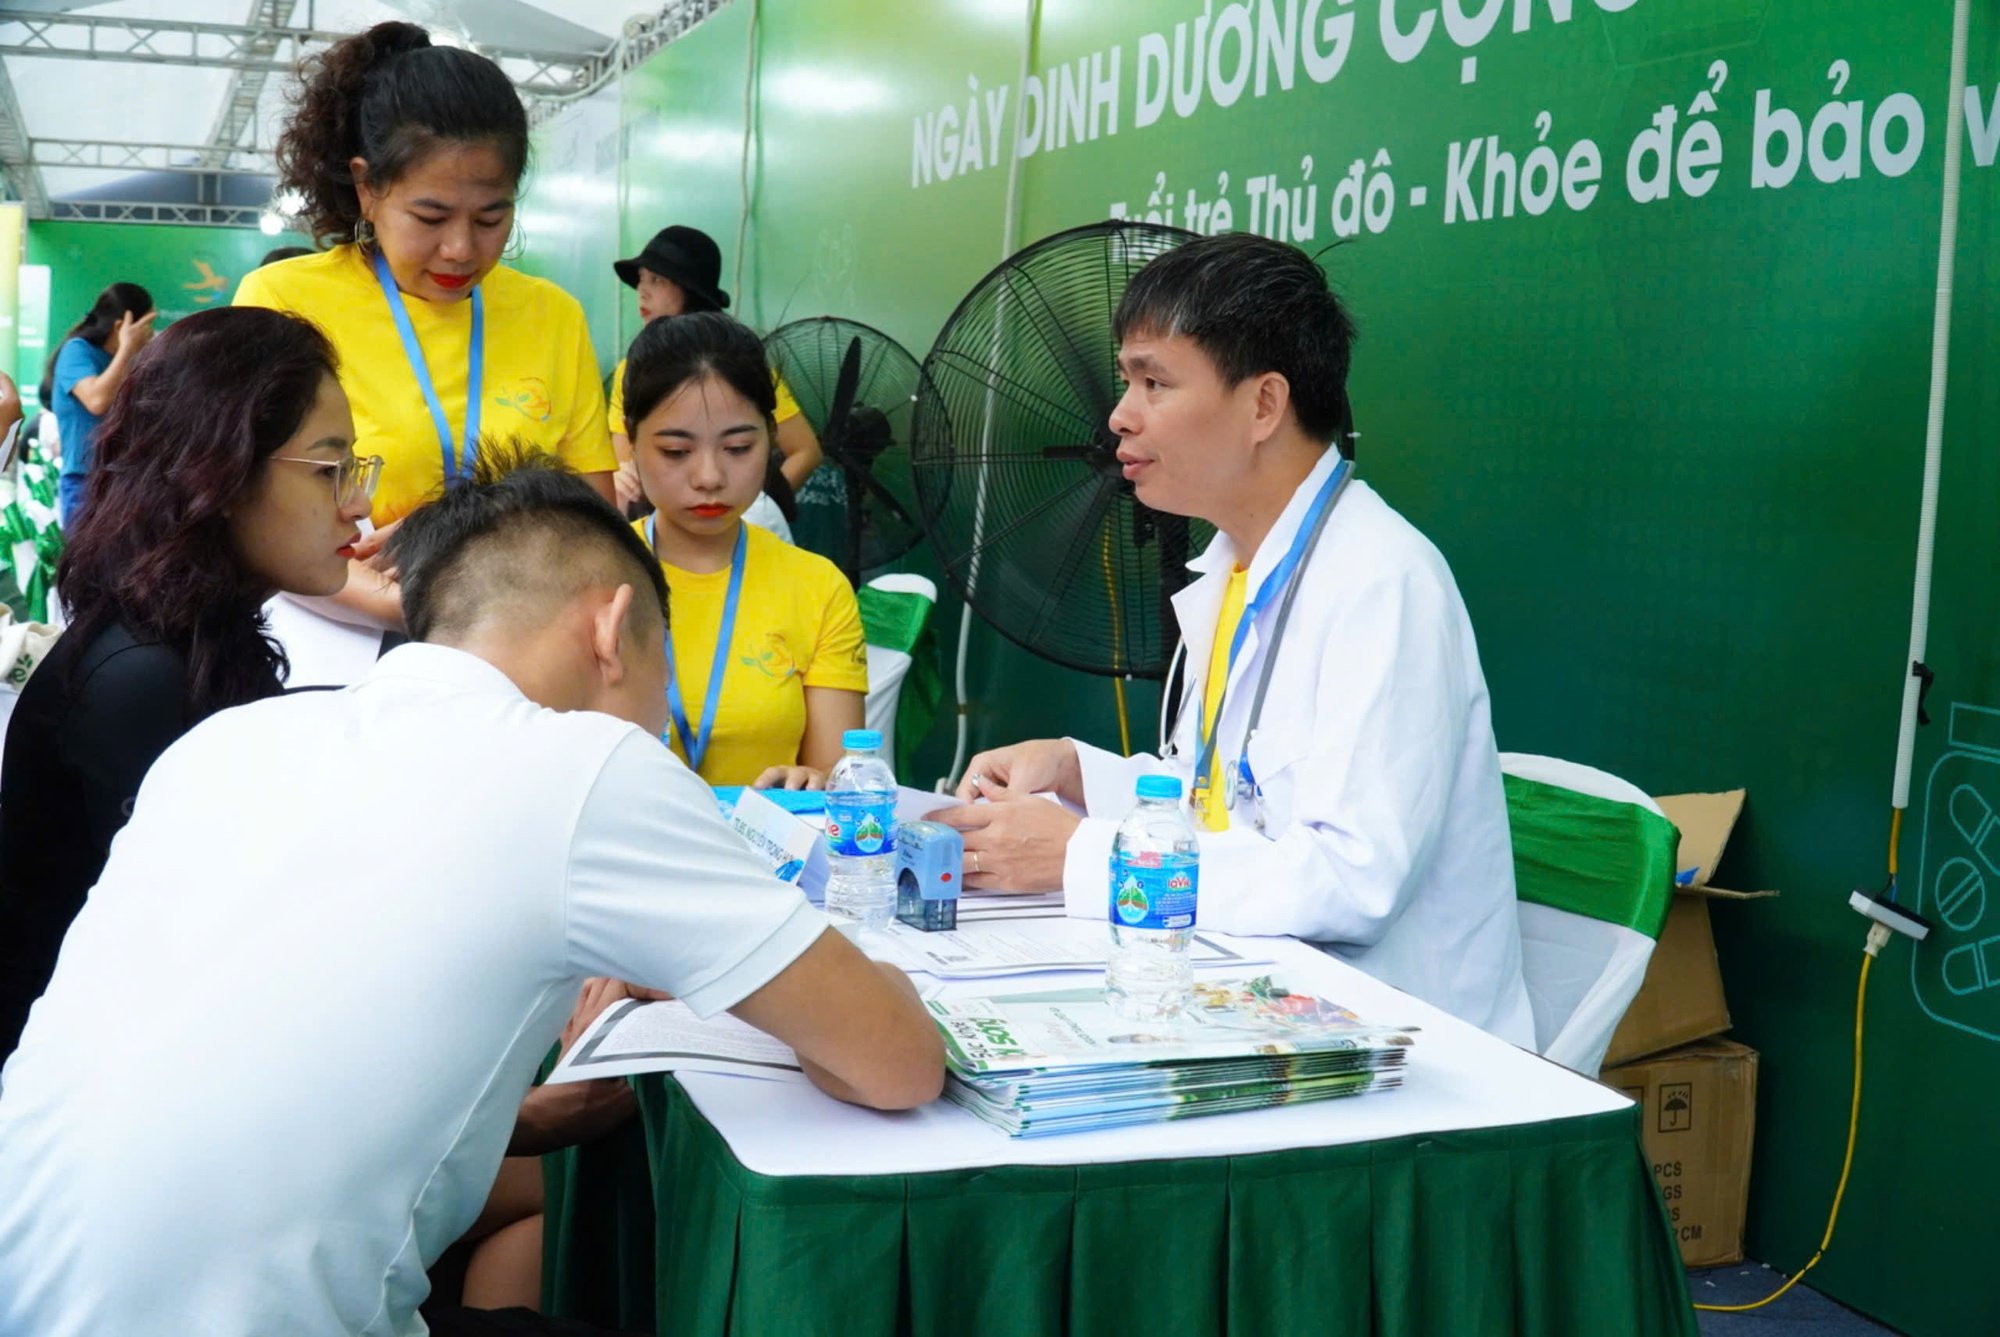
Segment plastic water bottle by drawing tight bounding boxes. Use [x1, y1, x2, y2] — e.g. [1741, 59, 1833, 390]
[824, 728, 898, 932]
[1107, 774, 1200, 1021]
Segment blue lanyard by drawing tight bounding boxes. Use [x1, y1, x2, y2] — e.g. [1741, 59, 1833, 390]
[370, 249, 484, 484]
[1191, 457, 1352, 808]
[648, 517, 747, 773]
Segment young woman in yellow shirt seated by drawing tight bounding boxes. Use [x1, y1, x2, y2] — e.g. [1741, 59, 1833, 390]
[625, 310, 868, 788]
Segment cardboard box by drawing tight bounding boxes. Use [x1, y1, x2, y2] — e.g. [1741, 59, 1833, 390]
[1601, 790, 1775, 1068]
[1603, 1038, 1760, 1267]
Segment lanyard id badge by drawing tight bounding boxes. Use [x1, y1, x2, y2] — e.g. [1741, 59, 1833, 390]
[648, 516, 747, 773]
[370, 249, 485, 484]
[1190, 457, 1353, 824]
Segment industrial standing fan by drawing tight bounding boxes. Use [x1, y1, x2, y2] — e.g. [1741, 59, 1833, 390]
[911, 219, 1205, 687]
[763, 317, 927, 586]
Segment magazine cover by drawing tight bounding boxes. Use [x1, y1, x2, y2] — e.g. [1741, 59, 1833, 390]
[929, 975, 1419, 1076]
[947, 1066, 1406, 1137]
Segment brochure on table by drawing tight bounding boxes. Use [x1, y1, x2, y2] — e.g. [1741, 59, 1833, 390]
[546, 998, 807, 1087]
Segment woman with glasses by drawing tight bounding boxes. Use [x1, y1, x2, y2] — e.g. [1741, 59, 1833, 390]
[0, 306, 376, 1063]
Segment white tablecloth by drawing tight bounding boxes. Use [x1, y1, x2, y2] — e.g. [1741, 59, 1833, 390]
[678, 921, 1630, 1178]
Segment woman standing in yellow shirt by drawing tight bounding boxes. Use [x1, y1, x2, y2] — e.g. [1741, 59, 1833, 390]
[626, 311, 868, 787]
[236, 21, 616, 628]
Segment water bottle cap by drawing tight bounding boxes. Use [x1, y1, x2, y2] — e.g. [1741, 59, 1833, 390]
[1135, 775, 1183, 801]
[843, 729, 884, 751]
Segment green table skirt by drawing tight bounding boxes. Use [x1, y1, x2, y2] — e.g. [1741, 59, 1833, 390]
[547, 1077, 1696, 1337]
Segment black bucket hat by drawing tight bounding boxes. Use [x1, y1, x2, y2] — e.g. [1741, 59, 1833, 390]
[613, 225, 730, 312]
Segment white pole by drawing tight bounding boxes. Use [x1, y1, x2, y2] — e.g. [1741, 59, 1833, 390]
[1892, 0, 1971, 811]
[941, 0, 1039, 790]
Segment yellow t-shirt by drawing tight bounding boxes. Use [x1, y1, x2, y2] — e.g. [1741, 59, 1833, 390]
[235, 246, 616, 526]
[609, 355, 801, 438]
[637, 518, 869, 784]
[1194, 567, 1249, 832]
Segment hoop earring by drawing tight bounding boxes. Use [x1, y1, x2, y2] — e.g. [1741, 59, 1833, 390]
[503, 218, 525, 263]
[353, 216, 376, 250]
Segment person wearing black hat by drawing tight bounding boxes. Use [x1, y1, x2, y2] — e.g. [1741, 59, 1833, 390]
[608, 225, 821, 516]
[611, 224, 732, 316]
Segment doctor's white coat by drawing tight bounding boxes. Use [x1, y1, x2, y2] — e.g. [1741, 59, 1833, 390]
[1062, 449, 1535, 1047]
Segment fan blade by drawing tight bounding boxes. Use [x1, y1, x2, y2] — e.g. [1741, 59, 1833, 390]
[1019, 473, 1124, 658]
[824, 337, 863, 458]
[1040, 444, 1097, 460]
[851, 467, 922, 531]
[925, 348, 1100, 441]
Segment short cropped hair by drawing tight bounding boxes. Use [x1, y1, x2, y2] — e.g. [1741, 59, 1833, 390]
[389, 445, 668, 644]
[1113, 233, 1358, 454]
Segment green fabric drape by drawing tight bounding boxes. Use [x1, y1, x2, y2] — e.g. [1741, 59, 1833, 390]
[1504, 773, 1680, 938]
[546, 1076, 1697, 1337]
[0, 500, 56, 624]
[542, 1122, 658, 1331]
[1, 456, 64, 624]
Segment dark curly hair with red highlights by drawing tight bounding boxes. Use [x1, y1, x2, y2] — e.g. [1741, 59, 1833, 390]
[275, 20, 530, 248]
[56, 307, 340, 714]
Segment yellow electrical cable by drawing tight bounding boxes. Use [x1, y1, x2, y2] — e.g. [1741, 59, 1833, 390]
[1100, 528, 1132, 754]
[1888, 808, 1904, 879]
[1693, 950, 1873, 1313]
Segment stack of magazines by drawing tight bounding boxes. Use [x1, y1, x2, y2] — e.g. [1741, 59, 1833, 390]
[928, 975, 1415, 1138]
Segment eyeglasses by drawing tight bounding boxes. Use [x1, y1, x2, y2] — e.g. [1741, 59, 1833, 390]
[271, 454, 384, 509]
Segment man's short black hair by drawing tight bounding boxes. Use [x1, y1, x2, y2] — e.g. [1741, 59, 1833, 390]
[388, 444, 668, 644]
[1113, 232, 1357, 453]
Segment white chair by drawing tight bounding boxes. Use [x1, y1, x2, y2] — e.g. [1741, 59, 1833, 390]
[858, 573, 937, 764]
[1500, 752, 1678, 1078]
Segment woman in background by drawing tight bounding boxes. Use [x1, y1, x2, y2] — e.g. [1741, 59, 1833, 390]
[238, 20, 616, 629]
[607, 224, 819, 527]
[0, 307, 375, 1063]
[41, 282, 154, 526]
[625, 310, 866, 788]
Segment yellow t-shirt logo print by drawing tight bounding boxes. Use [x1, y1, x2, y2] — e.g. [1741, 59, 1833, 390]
[493, 376, 553, 423]
[184, 259, 230, 306]
[740, 631, 800, 681]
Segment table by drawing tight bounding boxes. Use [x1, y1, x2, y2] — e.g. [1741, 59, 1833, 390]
[544, 927, 1696, 1336]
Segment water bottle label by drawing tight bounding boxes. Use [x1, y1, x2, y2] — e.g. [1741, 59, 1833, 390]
[826, 796, 896, 857]
[1109, 853, 1198, 930]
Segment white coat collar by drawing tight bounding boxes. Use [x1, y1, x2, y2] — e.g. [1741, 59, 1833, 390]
[1184, 446, 1348, 583]
[1170, 449, 1349, 688]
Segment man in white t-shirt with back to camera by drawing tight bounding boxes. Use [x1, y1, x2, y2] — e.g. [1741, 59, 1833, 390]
[0, 456, 943, 1336]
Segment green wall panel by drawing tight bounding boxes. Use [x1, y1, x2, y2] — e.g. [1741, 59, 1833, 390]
[23, 220, 311, 407]
[517, 85, 625, 373]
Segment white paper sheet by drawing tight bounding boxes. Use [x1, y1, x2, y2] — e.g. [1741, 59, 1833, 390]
[545, 998, 807, 1086]
[956, 893, 1067, 922]
[873, 916, 1270, 978]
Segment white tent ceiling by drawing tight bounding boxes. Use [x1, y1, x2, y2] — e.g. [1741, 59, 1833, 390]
[0, 0, 668, 217]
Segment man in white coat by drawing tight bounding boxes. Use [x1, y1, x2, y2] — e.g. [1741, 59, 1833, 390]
[931, 233, 1534, 1047]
